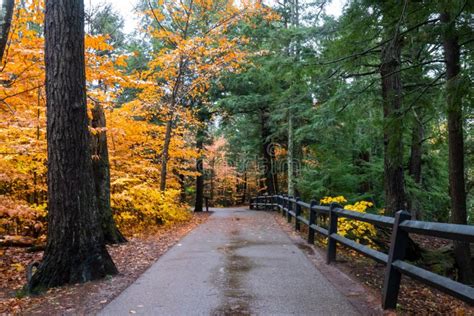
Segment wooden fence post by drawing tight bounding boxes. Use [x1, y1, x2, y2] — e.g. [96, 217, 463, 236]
[282, 195, 287, 217]
[287, 196, 293, 223]
[308, 200, 317, 244]
[327, 202, 342, 264]
[382, 210, 411, 309]
[295, 197, 301, 231]
[249, 197, 254, 210]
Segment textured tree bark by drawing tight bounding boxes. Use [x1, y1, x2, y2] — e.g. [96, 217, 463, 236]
[160, 118, 173, 191]
[377, 7, 421, 261]
[91, 102, 126, 244]
[440, 10, 474, 284]
[28, 0, 117, 292]
[380, 35, 406, 216]
[0, 0, 14, 64]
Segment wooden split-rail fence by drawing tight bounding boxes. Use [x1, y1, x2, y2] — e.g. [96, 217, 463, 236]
[249, 194, 474, 309]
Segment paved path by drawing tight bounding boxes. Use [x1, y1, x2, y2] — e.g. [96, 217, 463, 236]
[100, 208, 359, 315]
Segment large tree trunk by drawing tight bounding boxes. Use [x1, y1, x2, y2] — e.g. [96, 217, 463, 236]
[28, 0, 117, 293]
[440, 10, 474, 284]
[160, 118, 173, 191]
[0, 0, 14, 64]
[380, 35, 406, 216]
[91, 102, 126, 244]
[377, 6, 421, 261]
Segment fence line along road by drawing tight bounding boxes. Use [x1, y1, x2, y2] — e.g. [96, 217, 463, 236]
[249, 194, 474, 310]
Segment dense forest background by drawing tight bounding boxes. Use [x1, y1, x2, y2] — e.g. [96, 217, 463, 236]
[0, 0, 473, 290]
[213, 0, 473, 223]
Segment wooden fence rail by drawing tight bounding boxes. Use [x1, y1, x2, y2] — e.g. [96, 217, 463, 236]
[249, 194, 474, 309]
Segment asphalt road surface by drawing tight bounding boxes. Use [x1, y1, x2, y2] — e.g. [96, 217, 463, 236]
[99, 207, 359, 316]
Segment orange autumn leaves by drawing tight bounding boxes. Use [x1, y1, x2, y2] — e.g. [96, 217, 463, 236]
[136, 0, 276, 104]
[130, 0, 276, 192]
[204, 137, 260, 206]
[0, 0, 277, 235]
[0, 1, 47, 235]
[0, 0, 193, 234]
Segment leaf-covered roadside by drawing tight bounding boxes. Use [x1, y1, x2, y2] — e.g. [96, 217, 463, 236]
[334, 248, 474, 315]
[273, 213, 474, 315]
[0, 212, 210, 315]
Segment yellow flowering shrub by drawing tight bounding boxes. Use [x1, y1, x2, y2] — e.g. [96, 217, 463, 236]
[320, 196, 347, 205]
[112, 185, 191, 234]
[339, 201, 377, 247]
[320, 196, 377, 247]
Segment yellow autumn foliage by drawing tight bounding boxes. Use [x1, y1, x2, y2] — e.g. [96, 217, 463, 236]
[112, 185, 191, 234]
[320, 196, 347, 205]
[1, 0, 197, 237]
[320, 196, 377, 247]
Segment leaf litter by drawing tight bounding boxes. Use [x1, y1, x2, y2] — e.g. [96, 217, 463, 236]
[0, 212, 210, 315]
